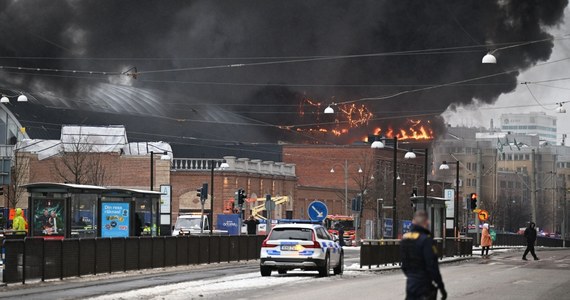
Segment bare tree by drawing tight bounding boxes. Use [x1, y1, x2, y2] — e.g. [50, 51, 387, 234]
[53, 137, 110, 185]
[6, 149, 29, 209]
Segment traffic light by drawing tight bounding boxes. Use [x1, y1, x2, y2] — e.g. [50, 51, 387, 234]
[236, 188, 247, 206]
[197, 183, 208, 203]
[470, 193, 478, 210]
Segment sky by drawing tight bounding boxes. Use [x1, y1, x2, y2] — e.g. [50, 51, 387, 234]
[442, 7, 570, 144]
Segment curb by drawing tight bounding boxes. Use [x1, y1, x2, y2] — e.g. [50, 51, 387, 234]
[349, 256, 474, 272]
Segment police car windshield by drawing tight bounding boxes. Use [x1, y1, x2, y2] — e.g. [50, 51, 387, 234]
[269, 227, 313, 241]
[175, 218, 201, 229]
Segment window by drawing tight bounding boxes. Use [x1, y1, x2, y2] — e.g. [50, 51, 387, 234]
[472, 179, 477, 187]
[508, 181, 514, 188]
[500, 181, 507, 188]
[71, 194, 98, 238]
[269, 227, 313, 241]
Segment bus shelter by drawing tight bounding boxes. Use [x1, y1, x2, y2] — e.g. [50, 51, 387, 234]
[102, 188, 162, 237]
[24, 183, 162, 239]
[410, 196, 448, 239]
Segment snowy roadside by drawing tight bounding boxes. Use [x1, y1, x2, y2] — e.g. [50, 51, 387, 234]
[88, 271, 351, 300]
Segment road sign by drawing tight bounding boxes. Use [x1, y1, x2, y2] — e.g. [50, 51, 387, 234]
[265, 199, 275, 211]
[478, 209, 489, 222]
[307, 200, 328, 222]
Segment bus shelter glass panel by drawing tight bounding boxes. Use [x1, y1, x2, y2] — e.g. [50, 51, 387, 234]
[135, 197, 159, 236]
[70, 194, 98, 238]
[30, 193, 67, 238]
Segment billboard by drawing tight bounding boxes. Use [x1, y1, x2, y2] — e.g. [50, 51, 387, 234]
[101, 202, 130, 237]
[217, 214, 240, 235]
[32, 199, 65, 237]
[401, 220, 413, 234]
[383, 218, 393, 238]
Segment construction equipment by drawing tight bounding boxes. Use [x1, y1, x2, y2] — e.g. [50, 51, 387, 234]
[251, 196, 290, 220]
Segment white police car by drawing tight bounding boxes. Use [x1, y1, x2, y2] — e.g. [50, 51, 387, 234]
[260, 222, 343, 277]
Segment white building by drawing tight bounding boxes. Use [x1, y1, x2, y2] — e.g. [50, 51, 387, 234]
[500, 112, 557, 144]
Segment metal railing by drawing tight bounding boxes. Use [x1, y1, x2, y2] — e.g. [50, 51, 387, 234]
[467, 233, 570, 247]
[2, 235, 265, 284]
[359, 237, 473, 269]
[171, 156, 296, 176]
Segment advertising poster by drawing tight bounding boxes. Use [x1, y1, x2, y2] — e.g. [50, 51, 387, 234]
[401, 220, 413, 234]
[102, 202, 130, 237]
[383, 218, 393, 238]
[33, 199, 65, 236]
[217, 214, 240, 235]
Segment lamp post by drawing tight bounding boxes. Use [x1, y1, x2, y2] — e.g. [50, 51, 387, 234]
[330, 160, 363, 215]
[208, 159, 230, 234]
[371, 136, 398, 238]
[405, 149, 429, 211]
[439, 160, 460, 238]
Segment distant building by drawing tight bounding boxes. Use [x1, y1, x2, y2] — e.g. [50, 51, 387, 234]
[500, 112, 557, 144]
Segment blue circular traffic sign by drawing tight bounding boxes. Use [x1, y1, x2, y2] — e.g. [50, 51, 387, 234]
[308, 201, 328, 222]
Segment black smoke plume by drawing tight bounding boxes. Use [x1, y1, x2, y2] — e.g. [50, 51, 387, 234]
[0, 0, 567, 145]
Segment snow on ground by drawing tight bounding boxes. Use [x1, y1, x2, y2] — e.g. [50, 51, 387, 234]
[89, 271, 340, 300]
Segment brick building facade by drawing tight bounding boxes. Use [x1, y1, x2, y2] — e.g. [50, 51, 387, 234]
[283, 144, 433, 237]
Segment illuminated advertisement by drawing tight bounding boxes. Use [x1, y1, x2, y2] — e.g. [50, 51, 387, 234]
[33, 199, 65, 237]
[101, 202, 130, 237]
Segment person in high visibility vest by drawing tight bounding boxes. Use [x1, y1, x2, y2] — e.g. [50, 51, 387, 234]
[12, 208, 27, 234]
[142, 223, 151, 235]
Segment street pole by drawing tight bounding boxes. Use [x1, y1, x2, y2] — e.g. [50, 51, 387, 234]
[476, 148, 482, 243]
[344, 159, 348, 216]
[210, 160, 215, 235]
[392, 137, 398, 239]
[531, 149, 537, 223]
[150, 151, 155, 191]
[563, 174, 567, 247]
[423, 148, 429, 211]
[455, 160, 460, 238]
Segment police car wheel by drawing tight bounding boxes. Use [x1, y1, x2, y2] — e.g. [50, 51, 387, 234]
[333, 253, 344, 275]
[278, 269, 287, 275]
[318, 253, 330, 277]
[260, 266, 272, 277]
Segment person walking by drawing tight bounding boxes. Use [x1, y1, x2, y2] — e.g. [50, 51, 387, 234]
[337, 225, 345, 247]
[401, 211, 447, 300]
[12, 208, 27, 235]
[480, 223, 492, 259]
[523, 222, 539, 261]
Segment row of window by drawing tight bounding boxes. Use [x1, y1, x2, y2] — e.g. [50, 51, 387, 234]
[501, 125, 556, 132]
[465, 178, 477, 187]
[500, 181, 523, 189]
[498, 153, 531, 161]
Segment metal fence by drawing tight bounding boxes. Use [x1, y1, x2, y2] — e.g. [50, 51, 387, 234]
[467, 233, 570, 247]
[2, 235, 265, 284]
[359, 238, 473, 269]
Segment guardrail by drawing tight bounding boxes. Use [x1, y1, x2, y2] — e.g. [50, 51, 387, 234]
[2, 235, 265, 284]
[467, 233, 570, 247]
[360, 237, 473, 269]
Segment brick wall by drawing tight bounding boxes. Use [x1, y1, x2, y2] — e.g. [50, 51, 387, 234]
[170, 171, 297, 225]
[283, 144, 429, 237]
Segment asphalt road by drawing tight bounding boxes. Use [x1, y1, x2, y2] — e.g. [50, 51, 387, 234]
[233, 249, 570, 300]
[2, 248, 568, 300]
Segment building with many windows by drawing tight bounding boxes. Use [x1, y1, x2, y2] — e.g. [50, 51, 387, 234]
[500, 112, 557, 144]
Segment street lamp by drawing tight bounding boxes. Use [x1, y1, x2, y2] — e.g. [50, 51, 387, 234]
[555, 102, 567, 113]
[482, 52, 497, 64]
[370, 136, 398, 238]
[439, 160, 460, 237]
[405, 149, 429, 211]
[209, 159, 229, 234]
[324, 105, 335, 114]
[330, 160, 363, 215]
[0, 93, 28, 103]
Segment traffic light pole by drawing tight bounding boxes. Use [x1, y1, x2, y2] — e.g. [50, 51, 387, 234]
[476, 149, 482, 244]
[210, 160, 215, 235]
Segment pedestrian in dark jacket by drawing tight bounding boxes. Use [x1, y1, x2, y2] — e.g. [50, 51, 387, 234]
[337, 226, 345, 247]
[523, 222, 539, 261]
[243, 216, 259, 235]
[401, 211, 447, 300]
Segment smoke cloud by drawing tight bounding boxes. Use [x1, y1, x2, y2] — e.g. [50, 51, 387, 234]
[0, 0, 567, 144]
